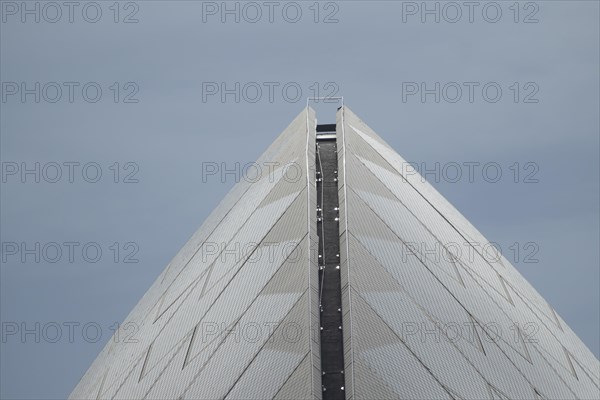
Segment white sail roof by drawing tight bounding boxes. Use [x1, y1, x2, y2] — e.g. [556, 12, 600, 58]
[70, 106, 599, 400]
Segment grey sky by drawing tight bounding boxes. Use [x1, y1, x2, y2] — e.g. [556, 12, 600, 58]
[1, 1, 599, 399]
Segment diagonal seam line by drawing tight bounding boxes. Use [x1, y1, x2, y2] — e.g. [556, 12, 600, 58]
[153, 264, 212, 322]
[352, 355, 400, 399]
[108, 350, 149, 400]
[138, 332, 194, 399]
[180, 288, 309, 399]
[95, 370, 108, 400]
[271, 352, 311, 399]
[222, 298, 311, 399]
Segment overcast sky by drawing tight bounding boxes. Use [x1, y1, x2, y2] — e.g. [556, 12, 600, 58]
[1, 1, 599, 399]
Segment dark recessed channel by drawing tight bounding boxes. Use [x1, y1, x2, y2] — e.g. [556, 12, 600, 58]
[315, 124, 346, 400]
